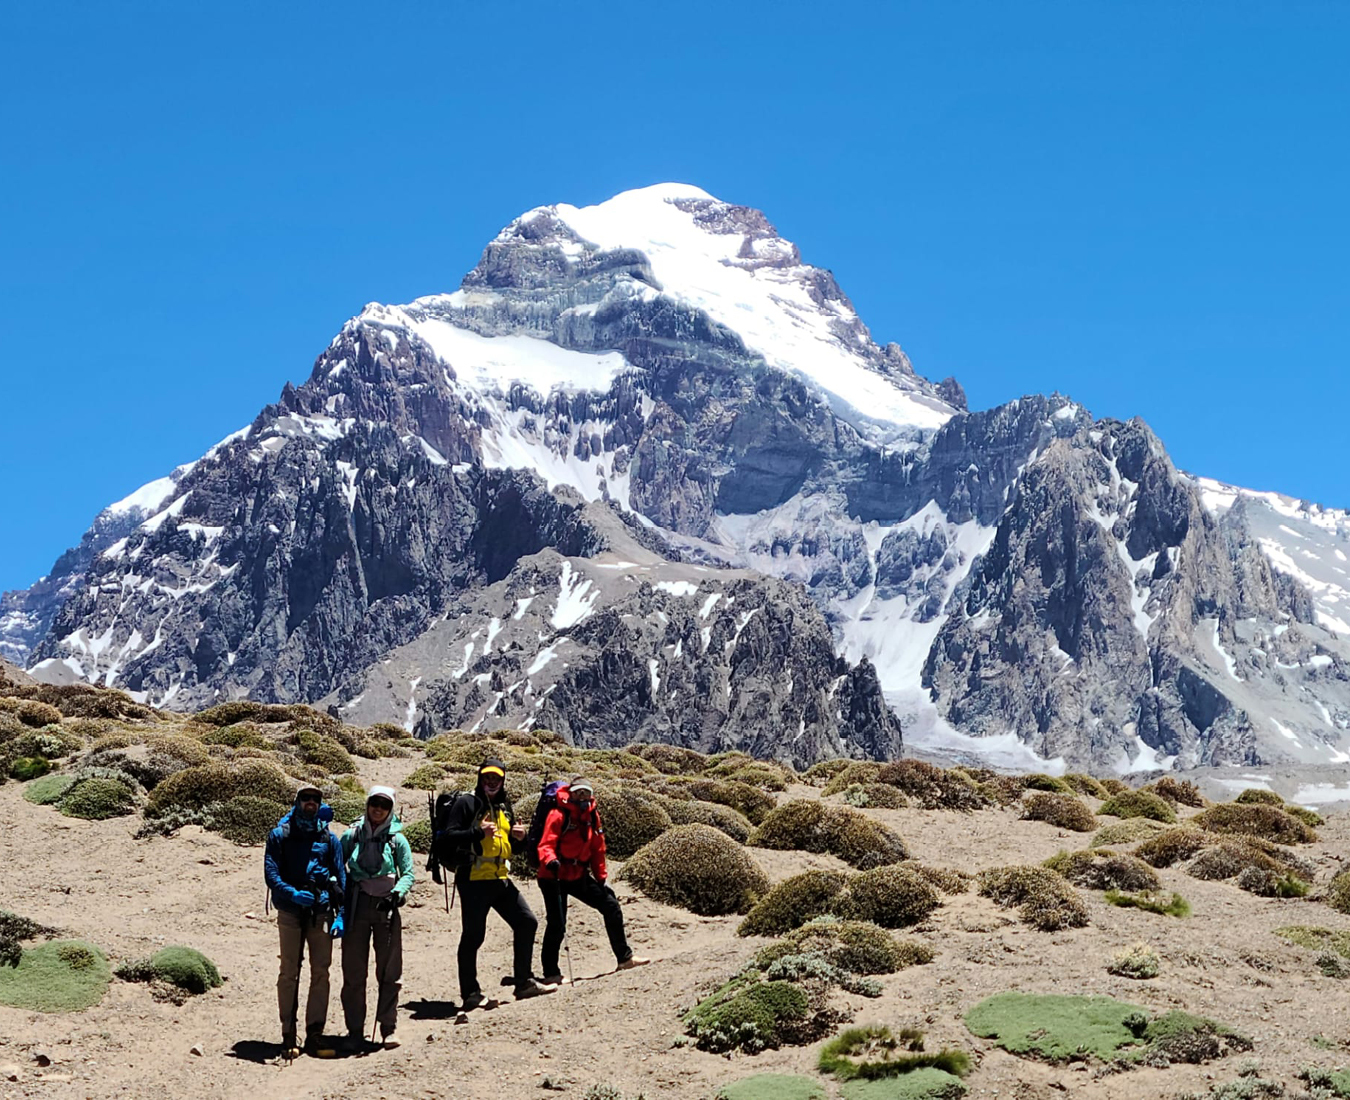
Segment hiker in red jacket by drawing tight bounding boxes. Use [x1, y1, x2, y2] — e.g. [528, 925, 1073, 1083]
[536, 778, 649, 983]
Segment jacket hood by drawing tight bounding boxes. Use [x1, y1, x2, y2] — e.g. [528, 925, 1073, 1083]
[476, 758, 508, 801]
[278, 797, 333, 836]
[366, 784, 397, 813]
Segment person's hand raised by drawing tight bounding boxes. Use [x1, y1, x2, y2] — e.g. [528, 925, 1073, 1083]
[509, 823, 526, 840]
[480, 816, 498, 838]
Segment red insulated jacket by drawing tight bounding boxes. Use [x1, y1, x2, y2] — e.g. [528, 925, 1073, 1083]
[536, 794, 607, 883]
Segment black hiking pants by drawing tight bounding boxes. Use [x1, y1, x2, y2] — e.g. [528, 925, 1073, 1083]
[539, 875, 632, 978]
[456, 876, 537, 999]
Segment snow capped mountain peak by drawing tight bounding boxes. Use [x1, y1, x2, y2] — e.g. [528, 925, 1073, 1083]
[537, 184, 955, 439]
[354, 184, 956, 446]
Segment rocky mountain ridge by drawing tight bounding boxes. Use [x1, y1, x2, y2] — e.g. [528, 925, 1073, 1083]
[6, 183, 1348, 772]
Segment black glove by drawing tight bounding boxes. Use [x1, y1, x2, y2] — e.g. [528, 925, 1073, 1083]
[546, 860, 561, 875]
[377, 893, 407, 912]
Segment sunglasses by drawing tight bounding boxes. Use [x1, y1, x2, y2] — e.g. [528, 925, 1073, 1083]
[368, 799, 393, 811]
[299, 795, 320, 804]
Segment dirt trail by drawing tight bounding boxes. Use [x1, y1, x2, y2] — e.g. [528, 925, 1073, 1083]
[3, 774, 1350, 1099]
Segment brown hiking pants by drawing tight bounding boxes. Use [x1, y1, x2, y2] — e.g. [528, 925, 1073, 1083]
[276, 908, 332, 1042]
[341, 891, 403, 1038]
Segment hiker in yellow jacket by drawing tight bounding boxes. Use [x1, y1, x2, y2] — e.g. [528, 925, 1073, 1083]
[439, 759, 553, 1008]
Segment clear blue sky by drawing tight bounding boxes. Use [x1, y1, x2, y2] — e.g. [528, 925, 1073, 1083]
[2, 2, 1347, 593]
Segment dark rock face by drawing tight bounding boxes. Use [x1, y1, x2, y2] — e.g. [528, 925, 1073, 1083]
[920, 419, 1320, 769]
[411, 565, 899, 769]
[0, 505, 148, 667]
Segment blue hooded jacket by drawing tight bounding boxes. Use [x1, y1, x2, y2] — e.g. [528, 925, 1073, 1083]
[264, 794, 346, 916]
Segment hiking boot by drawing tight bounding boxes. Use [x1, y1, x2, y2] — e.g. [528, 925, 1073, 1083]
[617, 955, 650, 970]
[514, 977, 556, 1000]
[341, 1034, 364, 1054]
[381, 1029, 400, 1050]
[542, 972, 565, 986]
[282, 1036, 301, 1060]
[304, 1034, 337, 1058]
[461, 991, 486, 1012]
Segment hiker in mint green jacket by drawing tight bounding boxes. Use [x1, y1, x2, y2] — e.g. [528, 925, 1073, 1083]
[339, 785, 414, 1050]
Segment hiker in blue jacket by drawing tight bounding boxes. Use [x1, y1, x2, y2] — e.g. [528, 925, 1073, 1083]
[264, 782, 346, 1058]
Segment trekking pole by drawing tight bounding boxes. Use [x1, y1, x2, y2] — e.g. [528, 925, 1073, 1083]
[563, 932, 575, 988]
[443, 874, 450, 914]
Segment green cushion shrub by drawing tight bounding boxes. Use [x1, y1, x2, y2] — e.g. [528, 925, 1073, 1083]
[1098, 789, 1176, 824]
[116, 946, 222, 994]
[402, 762, 448, 790]
[4, 726, 84, 760]
[965, 992, 1147, 1061]
[802, 759, 855, 786]
[1145, 777, 1205, 807]
[597, 789, 672, 858]
[16, 700, 64, 727]
[1089, 819, 1169, 848]
[9, 756, 51, 781]
[146, 760, 293, 816]
[834, 865, 940, 928]
[621, 824, 769, 915]
[738, 870, 850, 937]
[1042, 849, 1160, 892]
[840, 783, 910, 810]
[23, 773, 77, 806]
[1134, 827, 1213, 868]
[1234, 788, 1282, 805]
[749, 799, 909, 869]
[821, 762, 885, 796]
[1141, 1010, 1251, 1063]
[716, 1075, 828, 1100]
[669, 777, 776, 824]
[976, 866, 1088, 931]
[1192, 803, 1315, 845]
[1062, 773, 1110, 799]
[683, 976, 810, 1053]
[329, 791, 370, 825]
[402, 818, 433, 854]
[754, 917, 930, 975]
[654, 795, 752, 843]
[209, 796, 287, 845]
[874, 760, 987, 812]
[60, 777, 136, 820]
[293, 730, 356, 774]
[728, 763, 789, 791]
[0, 940, 111, 1012]
[626, 742, 709, 775]
[903, 864, 971, 895]
[198, 723, 273, 749]
[1021, 792, 1096, 832]
[1285, 805, 1324, 828]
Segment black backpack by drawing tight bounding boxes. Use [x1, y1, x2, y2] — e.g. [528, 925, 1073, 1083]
[522, 780, 569, 873]
[427, 789, 471, 884]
